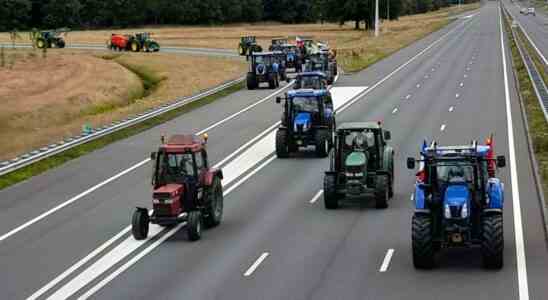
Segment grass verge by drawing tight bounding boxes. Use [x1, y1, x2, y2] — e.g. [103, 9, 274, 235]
[0, 81, 244, 190]
[503, 9, 548, 207]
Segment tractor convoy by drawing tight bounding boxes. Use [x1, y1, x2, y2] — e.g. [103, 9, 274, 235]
[126, 34, 508, 271]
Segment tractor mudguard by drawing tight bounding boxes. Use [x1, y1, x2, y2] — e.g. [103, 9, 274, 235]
[135, 207, 148, 214]
[487, 178, 504, 209]
[414, 184, 427, 210]
[204, 169, 223, 186]
[382, 146, 394, 173]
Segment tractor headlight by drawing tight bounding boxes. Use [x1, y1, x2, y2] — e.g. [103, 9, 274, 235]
[153, 198, 174, 204]
[444, 204, 451, 219]
[153, 199, 160, 204]
[345, 172, 363, 178]
[461, 203, 468, 218]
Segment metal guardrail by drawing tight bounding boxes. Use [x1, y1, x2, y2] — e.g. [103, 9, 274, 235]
[504, 5, 548, 122]
[0, 77, 245, 177]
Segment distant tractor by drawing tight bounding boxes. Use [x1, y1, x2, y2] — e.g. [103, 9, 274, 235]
[238, 36, 263, 56]
[131, 134, 224, 241]
[275, 89, 335, 158]
[269, 38, 289, 51]
[304, 53, 337, 84]
[323, 122, 394, 209]
[108, 32, 160, 52]
[32, 28, 70, 49]
[246, 52, 281, 90]
[294, 71, 329, 90]
[277, 44, 302, 72]
[407, 138, 506, 269]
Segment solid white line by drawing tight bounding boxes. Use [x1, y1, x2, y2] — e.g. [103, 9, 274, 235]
[440, 124, 446, 132]
[0, 159, 150, 243]
[499, 6, 529, 300]
[379, 249, 395, 272]
[78, 221, 187, 300]
[1, 82, 294, 244]
[26, 227, 131, 300]
[449, 106, 454, 112]
[310, 190, 324, 204]
[244, 252, 270, 277]
[392, 107, 399, 114]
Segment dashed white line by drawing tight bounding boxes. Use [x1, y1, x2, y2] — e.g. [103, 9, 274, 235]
[405, 94, 412, 100]
[379, 249, 395, 272]
[392, 107, 399, 114]
[459, 82, 464, 87]
[309, 190, 324, 204]
[466, 67, 471, 71]
[455, 93, 460, 99]
[416, 84, 421, 88]
[424, 74, 429, 79]
[449, 106, 454, 112]
[464, 74, 468, 78]
[244, 252, 270, 277]
[440, 124, 446, 132]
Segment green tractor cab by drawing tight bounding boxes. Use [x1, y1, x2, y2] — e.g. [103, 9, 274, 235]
[324, 122, 394, 209]
[239, 36, 263, 56]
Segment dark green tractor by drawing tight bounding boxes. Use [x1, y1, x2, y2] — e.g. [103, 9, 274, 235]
[129, 32, 160, 52]
[33, 28, 70, 49]
[238, 36, 263, 56]
[324, 122, 394, 209]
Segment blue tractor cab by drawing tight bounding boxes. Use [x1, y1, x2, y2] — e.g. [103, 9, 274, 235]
[407, 140, 507, 269]
[294, 71, 329, 90]
[247, 52, 281, 90]
[304, 53, 337, 84]
[275, 89, 335, 158]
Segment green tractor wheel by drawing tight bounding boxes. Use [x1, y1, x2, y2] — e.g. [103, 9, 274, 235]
[130, 41, 140, 52]
[57, 39, 65, 48]
[36, 38, 46, 49]
[238, 44, 246, 56]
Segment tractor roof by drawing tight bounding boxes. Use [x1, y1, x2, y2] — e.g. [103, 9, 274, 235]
[253, 52, 275, 56]
[422, 144, 490, 158]
[287, 89, 329, 98]
[161, 134, 204, 153]
[337, 122, 382, 131]
[297, 71, 327, 78]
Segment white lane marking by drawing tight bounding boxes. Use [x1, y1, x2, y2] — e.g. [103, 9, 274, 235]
[416, 84, 421, 88]
[431, 68, 436, 72]
[26, 227, 131, 300]
[469, 61, 473, 65]
[449, 106, 454, 112]
[336, 17, 473, 113]
[440, 124, 446, 132]
[244, 252, 270, 277]
[40, 86, 366, 300]
[424, 74, 429, 79]
[379, 249, 395, 272]
[310, 190, 324, 204]
[464, 74, 468, 78]
[405, 94, 412, 100]
[0, 82, 295, 244]
[466, 67, 471, 71]
[410, 193, 415, 201]
[0, 159, 150, 243]
[499, 7, 529, 300]
[456, 93, 460, 98]
[392, 107, 399, 114]
[459, 82, 464, 87]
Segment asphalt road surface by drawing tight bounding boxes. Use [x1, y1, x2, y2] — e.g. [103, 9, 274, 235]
[0, 2, 547, 300]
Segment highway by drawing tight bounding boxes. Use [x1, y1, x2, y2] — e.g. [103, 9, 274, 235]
[504, 0, 548, 64]
[0, 2, 547, 300]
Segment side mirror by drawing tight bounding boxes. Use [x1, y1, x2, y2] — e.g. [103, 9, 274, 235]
[384, 130, 391, 141]
[150, 152, 157, 160]
[496, 155, 506, 168]
[407, 157, 416, 169]
[276, 97, 282, 104]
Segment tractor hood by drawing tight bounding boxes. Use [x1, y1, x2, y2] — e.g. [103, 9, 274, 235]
[153, 183, 183, 199]
[443, 184, 470, 219]
[293, 112, 312, 132]
[345, 151, 367, 174]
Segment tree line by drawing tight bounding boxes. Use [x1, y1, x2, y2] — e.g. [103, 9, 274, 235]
[0, 0, 477, 31]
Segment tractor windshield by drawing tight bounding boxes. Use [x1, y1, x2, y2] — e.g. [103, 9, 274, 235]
[291, 97, 320, 113]
[255, 55, 270, 65]
[156, 152, 196, 184]
[436, 162, 475, 184]
[297, 76, 323, 89]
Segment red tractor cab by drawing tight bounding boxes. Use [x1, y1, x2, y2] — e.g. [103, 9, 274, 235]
[132, 134, 224, 241]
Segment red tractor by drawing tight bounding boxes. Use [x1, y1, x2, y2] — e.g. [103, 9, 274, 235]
[132, 134, 224, 241]
[108, 32, 160, 52]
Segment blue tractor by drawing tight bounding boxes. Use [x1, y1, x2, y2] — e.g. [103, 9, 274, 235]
[407, 140, 507, 269]
[247, 52, 282, 90]
[294, 71, 329, 90]
[275, 89, 335, 158]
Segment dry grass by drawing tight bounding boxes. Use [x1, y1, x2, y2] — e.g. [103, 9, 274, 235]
[0, 49, 246, 160]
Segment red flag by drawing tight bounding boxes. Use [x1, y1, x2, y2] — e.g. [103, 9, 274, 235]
[486, 134, 495, 177]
